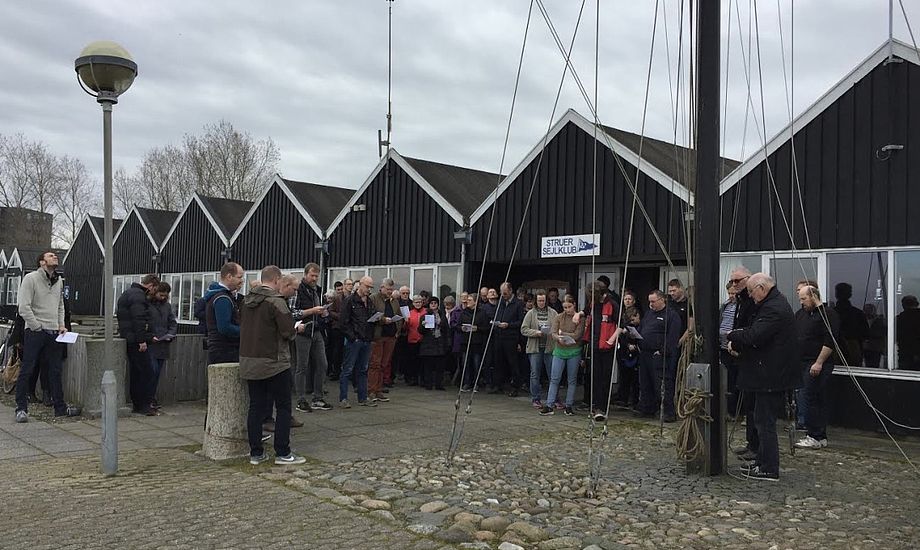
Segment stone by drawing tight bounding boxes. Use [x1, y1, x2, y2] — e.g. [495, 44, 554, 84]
[420, 500, 450, 513]
[537, 498, 551, 508]
[481, 515, 511, 532]
[506, 521, 549, 542]
[538, 536, 583, 549]
[308, 487, 342, 499]
[285, 478, 309, 490]
[454, 512, 484, 525]
[369, 510, 397, 523]
[342, 480, 374, 494]
[375, 487, 405, 501]
[498, 543, 525, 550]
[332, 496, 356, 506]
[408, 524, 440, 535]
[459, 544, 492, 550]
[582, 546, 604, 550]
[474, 530, 497, 541]
[360, 499, 391, 510]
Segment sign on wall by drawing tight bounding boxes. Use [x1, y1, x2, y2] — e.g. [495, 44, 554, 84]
[540, 233, 601, 258]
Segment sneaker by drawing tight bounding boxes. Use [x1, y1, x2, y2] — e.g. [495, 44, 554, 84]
[358, 400, 377, 407]
[539, 405, 555, 416]
[374, 394, 391, 402]
[290, 416, 304, 428]
[274, 453, 307, 465]
[339, 400, 351, 409]
[532, 399, 543, 409]
[15, 410, 28, 423]
[312, 400, 333, 411]
[564, 406, 575, 416]
[795, 435, 828, 449]
[296, 401, 313, 413]
[249, 453, 269, 465]
[592, 411, 606, 422]
[741, 465, 778, 482]
[460, 386, 471, 393]
[472, 386, 479, 393]
[507, 388, 519, 398]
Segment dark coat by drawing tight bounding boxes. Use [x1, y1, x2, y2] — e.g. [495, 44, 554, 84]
[116, 283, 152, 344]
[340, 292, 377, 342]
[727, 286, 801, 392]
[148, 300, 178, 360]
[492, 296, 525, 341]
[418, 309, 449, 357]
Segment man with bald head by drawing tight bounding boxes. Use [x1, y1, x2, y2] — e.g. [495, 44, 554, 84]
[727, 265, 759, 459]
[727, 273, 800, 481]
[339, 275, 379, 407]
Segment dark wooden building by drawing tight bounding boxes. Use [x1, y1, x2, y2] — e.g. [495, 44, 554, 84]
[231, 175, 352, 275]
[113, 206, 179, 276]
[718, 39, 920, 430]
[62, 216, 122, 316]
[325, 149, 499, 298]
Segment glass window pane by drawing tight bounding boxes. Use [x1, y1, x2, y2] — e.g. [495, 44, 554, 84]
[390, 267, 410, 289]
[828, 252, 888, 369]
[168, 275, 180, 317]
[895, 251, 920, 371]
[369, 268, 389, 285]
[720, 255, 762, 286]
[413, 268, 433, 296]
[349, 269, 366, 281]
[438, 265, 460, 300]
[328, 269, 347, 287]
[769, 257, 817, 305]
[180, 274, 193, 322]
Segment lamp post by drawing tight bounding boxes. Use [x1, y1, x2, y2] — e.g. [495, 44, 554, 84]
[75, 41, 137, 476]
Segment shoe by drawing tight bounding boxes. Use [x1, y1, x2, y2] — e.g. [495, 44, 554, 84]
[339, 400, 351, 409]
[795, 435, 828, 449]
[262, 421, 276, 432]
[290, 416, 304, 428]
[507, 388, 519, 398]
[564, 406, 575, 416]
[592, 411, 606, 422]
[555, 401, 565, 411]
[358, 400, 377, 407]
[15, 410, 28, 423]
[740, 449, 759, 462]
[575, 402, 591, 412]
[460, 386, 471, 393]
[275, 453, 307, 465]
[374, 394, 391, 402]
[539, 405, 555, 416]
[145, 408, 161, 416]
[532, 399, 543, 409]
[312, 400, 333, 411]
[250, 453, 269, 465]
[151, 400, 162, 410]
[663, 414, 677, 423]
[55, 406, 82, 417]
[296, 401, 313, 413]
[740, 465, 778, 482]
[261, 432, 271, 442]
[472, 387, 479, 393]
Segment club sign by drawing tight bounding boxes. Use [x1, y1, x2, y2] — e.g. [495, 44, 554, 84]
[540, 233, 600, 258]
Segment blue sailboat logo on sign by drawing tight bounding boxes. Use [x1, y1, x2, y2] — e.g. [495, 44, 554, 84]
[578, 239, 597, 252]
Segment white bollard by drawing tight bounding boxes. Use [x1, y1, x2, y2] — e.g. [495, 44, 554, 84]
[101, 369, 118, 475]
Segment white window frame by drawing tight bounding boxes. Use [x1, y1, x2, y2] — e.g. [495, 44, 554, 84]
[6, 276, 20, 305]
[326, 263, 463, 298]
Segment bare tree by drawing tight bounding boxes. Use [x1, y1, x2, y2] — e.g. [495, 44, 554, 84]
[136, 145, 193, 210]
[184, 120, 278, 201]
[53, 156, 97, 247]
[0, 133, 62, 211]
[113, 166, 137, 218]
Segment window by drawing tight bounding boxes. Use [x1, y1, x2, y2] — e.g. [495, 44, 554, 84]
[180, 274, 193, 321]
[438, 265, 460, 300]
[328, 269, 348, 287]
[167, 275, 180, 317]
[7, 276, 20, 305]
[348, 269, 366, 282]
[390, 267, 410, 289]
[369, 267, 389, 285]
[895, 251, 920, 371]
[769, 257, 818, 305]
[827, 252, 888, 369]
[412, 268, 433, 295]
[720, 255, 762, 287]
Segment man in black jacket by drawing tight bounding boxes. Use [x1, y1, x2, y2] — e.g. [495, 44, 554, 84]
[293, 263, 332, 412]
[727, 273, 800, 481]
[338, 276, 378, 407]
[794, 285, 841, 450]
[116, 273, 159, 415]
[489, 282, 525, 396]
[728, 266, 758, 459]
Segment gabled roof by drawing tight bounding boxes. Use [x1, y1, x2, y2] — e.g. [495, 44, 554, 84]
[326, 149, 502, 235]
[63, 215, 123, 265]
[229, 175, 355, 244]
[113, 206, 180, 251]
[720, 38, 920, 195]
[469, 109, 731, 224]
[9, 247, 66, 271]
[160, 194, 253, 249]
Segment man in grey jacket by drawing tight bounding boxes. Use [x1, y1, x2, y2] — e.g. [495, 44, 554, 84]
[15, 251, 70, 422]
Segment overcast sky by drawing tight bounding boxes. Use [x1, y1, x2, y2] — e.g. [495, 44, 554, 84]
[2, 1, 918, 196]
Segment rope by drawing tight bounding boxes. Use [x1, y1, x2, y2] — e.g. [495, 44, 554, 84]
[675, 387, 713, 463]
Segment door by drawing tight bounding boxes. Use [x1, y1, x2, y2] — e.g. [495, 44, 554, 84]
[578, 264, 619, 309]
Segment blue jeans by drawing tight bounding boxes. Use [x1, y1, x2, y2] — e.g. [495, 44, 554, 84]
[15, 329, 64, 414]
[546, 354, 580, 407]
[148, 357, 167, 403]
[528, 351, 553, 401]
[340, 339, 371, 402]
[461, 351, 483, 389]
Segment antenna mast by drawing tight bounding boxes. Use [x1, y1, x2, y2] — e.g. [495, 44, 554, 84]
[379, 0, 394, 157]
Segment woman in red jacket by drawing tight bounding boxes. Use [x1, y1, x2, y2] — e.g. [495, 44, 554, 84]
[403, 295, 426, 386]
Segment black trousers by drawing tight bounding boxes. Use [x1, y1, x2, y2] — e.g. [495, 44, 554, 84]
[247, 370, 292, 458]
[126, 344, 151, 412]
[326, 329, 344, 379]
[591, 348, 615, 412]
[492, 338, 519, 389]
[422, 355, 445, 389]
[742, 390, 759, 452]
[753, 391, 784, 474]
[403, 343, 421, 384]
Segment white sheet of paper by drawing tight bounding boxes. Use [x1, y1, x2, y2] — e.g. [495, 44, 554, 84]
[627, 326, 644, 340]
[400, 306, 411, 319]
[367, 312, 384, 323]
[558, 335, 576, 346]
[461, 323, 474, 333]
[55, 332, 79, 344]
[389, 315, 403, 322]
[424, 315, 435, 329]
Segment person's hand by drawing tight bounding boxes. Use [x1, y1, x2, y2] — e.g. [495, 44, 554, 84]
[139, 342, 148, 352]
[573, 312, 582, 324]
[296, 323, 306, 334]
[499, 322, 509, 329]
[809, 362, 823, 377]
[628, 344, 637, 351]
[152, 336, 160, 343]
[310, 306, 326, 315]
[471, 325, 478, 332]
[605, 334, 617, 347]
[58, 326, 67, 335]
[321, 309, 329, 318]
[383, 317, 392, 325]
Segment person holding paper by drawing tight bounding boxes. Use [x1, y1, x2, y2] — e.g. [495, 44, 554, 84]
[521, 291, 558, 409]
[490, 282, 525, 397]
[541, 295, 585, 416]
[339, 276, 378, 407]
[418, 296, 449, 390]
[147, 281, 177, 411]
[459, 294, 490, 392]
[402, 296, 426, 386]
[614, 306, 642, 411]
[293, 263, 333, 413]
[369, 278, 402, 402]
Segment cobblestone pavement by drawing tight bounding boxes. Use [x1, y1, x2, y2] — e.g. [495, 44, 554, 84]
[2, 385, 919, 549]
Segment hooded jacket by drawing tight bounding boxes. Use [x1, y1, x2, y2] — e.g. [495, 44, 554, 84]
[239, 285, 295, 380]
[116, 282, 152, 344]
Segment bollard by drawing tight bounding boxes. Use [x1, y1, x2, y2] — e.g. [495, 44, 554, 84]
[101, 369, 118, 475]
[201, 363, 250, 460]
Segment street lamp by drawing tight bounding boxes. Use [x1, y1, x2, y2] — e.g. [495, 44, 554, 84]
[75, 40, 137, 476]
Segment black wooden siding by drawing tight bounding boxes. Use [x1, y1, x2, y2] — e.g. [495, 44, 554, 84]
[721, 58, 920, 252]
[114, 212, 157, 275]
[233, 183, 321, 270]
[63, 223, 103, 316]
[159, 201, 226, 273]
[468, 122, 687, 263]
[328, 159, 461, 267]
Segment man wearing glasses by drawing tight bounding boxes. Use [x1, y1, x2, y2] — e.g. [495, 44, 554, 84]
[728, 267, 759, 461]
[727, 273, 799, 481]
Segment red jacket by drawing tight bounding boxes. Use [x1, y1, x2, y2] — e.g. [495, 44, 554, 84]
[583, 299, 618, 350]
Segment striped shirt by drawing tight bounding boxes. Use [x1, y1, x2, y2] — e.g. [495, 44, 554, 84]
[719, 302, 737, 350]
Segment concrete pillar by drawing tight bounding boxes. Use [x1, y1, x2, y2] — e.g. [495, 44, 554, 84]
[202, 362, 250, 460]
